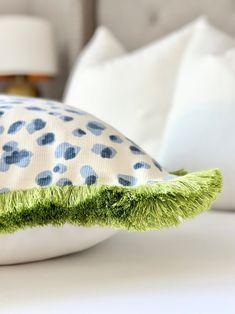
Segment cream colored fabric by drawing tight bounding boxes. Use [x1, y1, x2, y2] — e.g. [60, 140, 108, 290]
[0, 95, 167, 193]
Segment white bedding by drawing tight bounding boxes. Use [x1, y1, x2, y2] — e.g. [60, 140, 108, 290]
[1, 211, 235, 314]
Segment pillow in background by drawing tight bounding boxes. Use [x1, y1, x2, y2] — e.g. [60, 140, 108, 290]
[77, 27, 126, 67]
[64, 18, 206, 158]
[158, 21, 235, 210]
[64, 27, 126, 97]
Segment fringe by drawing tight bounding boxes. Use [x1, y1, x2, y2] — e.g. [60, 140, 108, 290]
[0, 168, 222, 233]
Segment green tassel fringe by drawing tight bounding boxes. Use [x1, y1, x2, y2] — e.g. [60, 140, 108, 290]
[0, 168, 222, 234]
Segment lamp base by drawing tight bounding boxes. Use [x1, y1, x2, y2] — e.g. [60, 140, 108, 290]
[5, 76, 40, 97]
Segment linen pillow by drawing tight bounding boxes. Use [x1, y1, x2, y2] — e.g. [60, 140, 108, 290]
[159, 22, 235, 210]
[64, 18, 206, 158]
[0, 95, 222, 264]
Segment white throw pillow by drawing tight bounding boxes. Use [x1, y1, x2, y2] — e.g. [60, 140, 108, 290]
[63, 27, 126, 98]
[159, 22, 235, 210]
[64, 18, 205, 158]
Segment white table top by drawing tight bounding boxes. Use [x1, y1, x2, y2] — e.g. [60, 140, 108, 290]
[1, 211, 235, 314]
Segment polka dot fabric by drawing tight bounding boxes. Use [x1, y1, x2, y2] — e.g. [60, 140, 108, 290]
[0, 95, 168, 193]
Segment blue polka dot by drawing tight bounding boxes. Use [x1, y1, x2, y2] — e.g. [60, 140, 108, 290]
[64, 147, 77, 159]
[109, 135, 123, 143]
[5, 150, 32, 166]
[129, 145, 145, 155]
[8, 120, 26, 134]
[0, 126, 4, 134]
[2, 141, 17, 152]
[133, 162, 151, 170]
[85, 175, 97, 185]
[53, 163, 67, 174]
[118, 175, 137, 186]
[60, 115, 73, 122]
[55, 143, 80, 160]
[80, 165, 96, 177]
[0, 143, 33, 171]
[26, 106, 46, 111]
[72, 128, 86, 137]
[37, 133, 55, 146]
[35, 170, 53, 186]
[56, 178, 72, 186]
[48, 112, 61, 116]
[65, 108, 86, 115]
[80, 165, 97, 185]
[92, 144, 116, 159]
[87, 121, 106, 136]
[27, 118, 46, 134]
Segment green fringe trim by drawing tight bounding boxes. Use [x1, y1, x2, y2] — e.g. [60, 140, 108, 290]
[0, 169, 222, 234]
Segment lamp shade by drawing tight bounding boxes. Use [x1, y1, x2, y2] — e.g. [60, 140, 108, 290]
[0, 15, 57, 76]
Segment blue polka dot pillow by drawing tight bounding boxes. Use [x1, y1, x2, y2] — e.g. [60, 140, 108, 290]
[0, 95, 222, 264]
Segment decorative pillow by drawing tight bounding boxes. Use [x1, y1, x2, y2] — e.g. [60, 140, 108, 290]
[159, 22, 234, 210]
[0, 95, 222, 264]
[64, 18, 206, 157]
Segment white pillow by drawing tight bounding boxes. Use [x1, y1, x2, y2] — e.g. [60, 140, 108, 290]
[64, 18, 205, 158]
[63, 27, 126, 98]
[159, 21, 235, 210]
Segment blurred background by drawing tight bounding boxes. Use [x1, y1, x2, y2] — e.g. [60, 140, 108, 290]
[0, 0, 234, 100]
[1, 1, 235, 313]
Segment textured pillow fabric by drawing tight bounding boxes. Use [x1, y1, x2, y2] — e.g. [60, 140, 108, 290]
[159, 22, 235, 210]
[0, 95, 221, 264]
[64, 18, 205, 158]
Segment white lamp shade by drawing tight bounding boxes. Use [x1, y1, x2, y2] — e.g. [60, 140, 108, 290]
[0, 15, 57, 76]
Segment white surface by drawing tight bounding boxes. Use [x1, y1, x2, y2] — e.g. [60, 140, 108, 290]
[159, 21, 235, 210]
[65, 19, 203, 157]
[0, 15, 57, 75]
[1, 211, 235, 314]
